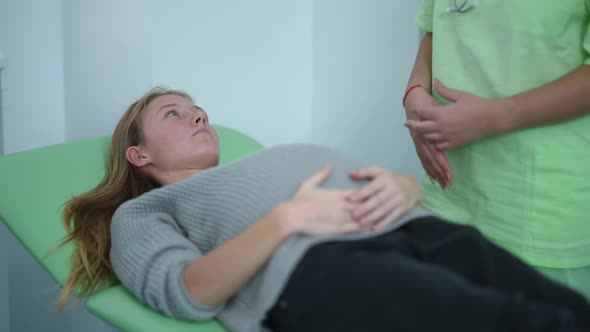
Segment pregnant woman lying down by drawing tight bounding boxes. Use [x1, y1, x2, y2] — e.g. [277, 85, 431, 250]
[58, 88, 590, 332]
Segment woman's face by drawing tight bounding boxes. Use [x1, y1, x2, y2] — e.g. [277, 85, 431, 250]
[134, 94, 220, 175]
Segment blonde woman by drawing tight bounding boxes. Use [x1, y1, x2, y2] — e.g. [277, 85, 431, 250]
[59, 88, 590, 332]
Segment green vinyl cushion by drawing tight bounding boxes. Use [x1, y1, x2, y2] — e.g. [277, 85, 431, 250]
[87, 285, 228, 332]
[0, 125, 262, 332]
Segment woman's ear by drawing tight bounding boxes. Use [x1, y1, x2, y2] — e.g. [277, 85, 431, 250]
[126, 146, 151, 167]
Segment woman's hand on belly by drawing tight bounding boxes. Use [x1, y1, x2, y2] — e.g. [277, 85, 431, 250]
[346, 167, 422, 231]
[280, 165, 366, 236]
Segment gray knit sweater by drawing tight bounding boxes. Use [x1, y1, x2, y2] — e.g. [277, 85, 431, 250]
[110, 144, 432, 332]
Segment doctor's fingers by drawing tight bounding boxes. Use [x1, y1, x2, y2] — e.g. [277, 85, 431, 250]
[417, 145, 443, 185]
[424, 132, 445, 142]
[423, 143, 449, 187]
[434, 147, 453, 181]
[411, 106, 442, 121]
[436, 141, 454, 152]
[431, 149, 453, 185]
[405, 120, 439, 135]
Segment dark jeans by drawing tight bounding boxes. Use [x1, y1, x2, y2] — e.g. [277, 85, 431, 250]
[264, 217, 590, 332]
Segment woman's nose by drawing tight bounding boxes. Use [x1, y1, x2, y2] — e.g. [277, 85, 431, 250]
[192, 112, 208, 126]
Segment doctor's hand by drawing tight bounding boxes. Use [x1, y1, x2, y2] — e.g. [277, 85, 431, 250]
[346, 167, 422, 232]
[285, 166, 364, 236]
[404, 85, 453, 188]
[406, 80, 499, 151]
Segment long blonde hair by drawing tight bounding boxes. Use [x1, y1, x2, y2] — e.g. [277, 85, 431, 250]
[57, 87, 192, 307]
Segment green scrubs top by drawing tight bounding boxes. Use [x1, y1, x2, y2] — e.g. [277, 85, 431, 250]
[416, 0, 590, 269]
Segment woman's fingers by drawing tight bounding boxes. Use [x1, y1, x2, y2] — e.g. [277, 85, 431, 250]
[372, 204, 405, 232]
[338, 221, 362, 233]
[349, 166, 383, 180]
[350, 188, 386, 220]
[356, 191, 399, 226]
[347, 177, 385, 203]
[301, 165, 333, 189]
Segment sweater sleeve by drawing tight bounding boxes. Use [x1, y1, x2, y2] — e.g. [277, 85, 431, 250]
[110, 208, 224, 320]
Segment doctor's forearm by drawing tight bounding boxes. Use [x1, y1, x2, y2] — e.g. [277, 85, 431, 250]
[493, 65, 590, 133]
[406, 32, 433, 92]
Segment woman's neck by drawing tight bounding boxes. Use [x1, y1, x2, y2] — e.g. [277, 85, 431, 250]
[156, 168, 204, 186]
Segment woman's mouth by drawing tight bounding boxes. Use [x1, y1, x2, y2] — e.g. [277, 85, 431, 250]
[193, 128, 211, 136]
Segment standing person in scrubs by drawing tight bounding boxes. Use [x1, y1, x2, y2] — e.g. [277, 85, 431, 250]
[403, 0, 590, 299]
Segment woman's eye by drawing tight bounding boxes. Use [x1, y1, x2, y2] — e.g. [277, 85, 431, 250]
[165, 110, 179, 118]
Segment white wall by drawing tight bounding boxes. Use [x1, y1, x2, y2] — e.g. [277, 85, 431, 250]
[152, 0, 314, 146]
[0, 0, 65, 155]
[62, 0, 154, 142]
[152, 0, 422, 180]
[312, 0, 422, 179]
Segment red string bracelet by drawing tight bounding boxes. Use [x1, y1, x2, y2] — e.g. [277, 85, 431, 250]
[403, 84, 428, 107]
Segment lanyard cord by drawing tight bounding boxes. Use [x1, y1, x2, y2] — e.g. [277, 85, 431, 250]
[446, 0, 480, 14]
